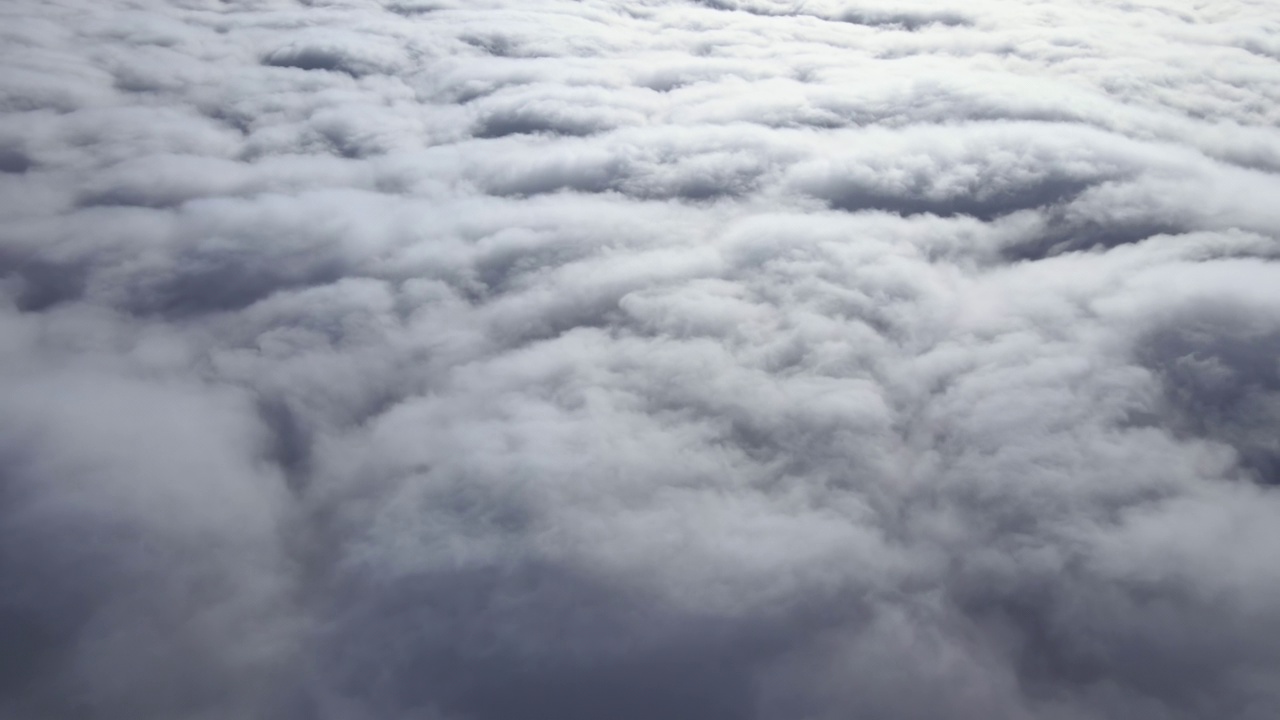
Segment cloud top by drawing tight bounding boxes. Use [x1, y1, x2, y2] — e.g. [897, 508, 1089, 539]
[2, 1, 1280, 719]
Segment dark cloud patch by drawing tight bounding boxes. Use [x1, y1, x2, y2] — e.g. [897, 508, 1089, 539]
[689, 0, 971, 31]
[0, 147, 31, 174]
[460, 33, 527, 59]
[1002, 215, 1181, 262]
[261, 34, 406, 78]
[385, 0, 447, 16]
[263, 47, 365, 75]
[124, 245, 347, 318]
[837, 8, 972, 31]
[473, 110, 605, 140]
[318, 561, 779, 720]
[255, 394, 317, 493]
[0, 254, 90, 312]
[808, 172, 1091, 221]
[1138, 307, 1280, 487]
[476, 156, 627, 197]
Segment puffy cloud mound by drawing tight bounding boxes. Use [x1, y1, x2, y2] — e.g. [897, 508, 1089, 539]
[3, 1, 1280, 718]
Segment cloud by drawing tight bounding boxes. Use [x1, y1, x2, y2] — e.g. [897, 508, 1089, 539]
[3, 0, 1280, 719]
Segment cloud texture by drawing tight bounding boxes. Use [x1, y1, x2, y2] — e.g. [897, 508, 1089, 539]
[3, 0, 1280, 718]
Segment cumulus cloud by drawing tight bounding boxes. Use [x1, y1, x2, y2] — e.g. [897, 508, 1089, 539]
[3, 0, 1280, 719]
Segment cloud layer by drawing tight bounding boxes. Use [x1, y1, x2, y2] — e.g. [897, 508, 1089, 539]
[3, 1, 1280, 718]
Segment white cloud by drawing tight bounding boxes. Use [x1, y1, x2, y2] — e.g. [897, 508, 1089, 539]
[3, 0, 1280, 718]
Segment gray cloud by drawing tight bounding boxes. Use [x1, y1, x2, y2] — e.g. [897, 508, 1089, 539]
[3, 0, 1280, 719]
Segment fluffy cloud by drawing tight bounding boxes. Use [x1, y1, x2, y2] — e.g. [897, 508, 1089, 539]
[3, 0, 1280, 719]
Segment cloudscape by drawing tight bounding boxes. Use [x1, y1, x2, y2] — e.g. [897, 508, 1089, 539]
[3, 1, 1280, 718]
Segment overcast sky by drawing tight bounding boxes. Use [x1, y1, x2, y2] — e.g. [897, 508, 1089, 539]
[3, 0, 1280, 718]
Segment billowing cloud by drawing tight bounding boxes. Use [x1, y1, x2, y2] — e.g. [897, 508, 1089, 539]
[3, 0, 1280, 719]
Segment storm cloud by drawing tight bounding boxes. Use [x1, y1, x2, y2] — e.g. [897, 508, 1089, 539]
[3, 0, 1280, 718]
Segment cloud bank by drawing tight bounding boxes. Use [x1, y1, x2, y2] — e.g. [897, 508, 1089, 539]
[3, 0, 1280, 718]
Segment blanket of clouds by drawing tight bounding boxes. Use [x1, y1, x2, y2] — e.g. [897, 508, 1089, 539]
[3, 0, 1280, 718]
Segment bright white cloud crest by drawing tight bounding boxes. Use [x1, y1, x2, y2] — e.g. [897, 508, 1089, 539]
[2, 1, 1280, 718]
